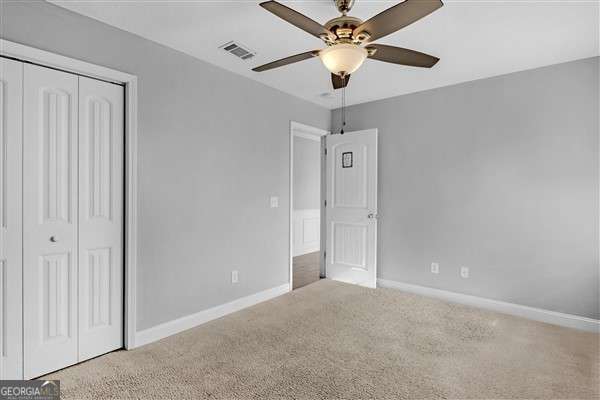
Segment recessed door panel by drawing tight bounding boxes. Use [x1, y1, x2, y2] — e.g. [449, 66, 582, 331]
[326, 130, 377, 288]
[333, 144, 368, 209]
[87, 248, 112, 329]
[0, 57, 23, 379]
[332, 222, 367, 269]
[41, 89, 73, 223]
[23, 63, 78, 379]
[41, 254, 73, 342]
[87, 97, 112, 221]
[78, 76, 123, 361]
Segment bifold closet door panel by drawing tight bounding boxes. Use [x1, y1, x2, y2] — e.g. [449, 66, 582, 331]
[78, 76, 124, 360]
[0, 58, 23, 380]
[23, 63, 79, 379]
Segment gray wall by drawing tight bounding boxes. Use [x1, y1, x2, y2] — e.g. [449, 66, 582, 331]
[293, 136, 321, 210]
[333, 57, 599, 319]
[1, 1, 330, 330]
[2, 1, 597, 326]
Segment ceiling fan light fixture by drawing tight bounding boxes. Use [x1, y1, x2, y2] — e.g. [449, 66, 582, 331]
[254, 0, 443, 90]
[319, 43, 367, 76]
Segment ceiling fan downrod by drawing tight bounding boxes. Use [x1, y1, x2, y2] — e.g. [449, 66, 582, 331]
[340, 75, 347, 135]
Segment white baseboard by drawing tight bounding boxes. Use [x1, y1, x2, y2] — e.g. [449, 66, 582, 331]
[135, 283, 290, 347]
[377, 279, 599, 333]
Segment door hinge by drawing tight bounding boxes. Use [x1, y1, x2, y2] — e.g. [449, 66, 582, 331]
[324, 251, 326, 259]
[324, 199, 327, 207]
[324, 148, 327, 156]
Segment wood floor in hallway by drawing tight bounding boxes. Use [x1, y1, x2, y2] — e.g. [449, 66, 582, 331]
[293, 251, 320, 290]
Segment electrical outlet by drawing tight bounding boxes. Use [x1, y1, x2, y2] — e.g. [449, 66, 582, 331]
[431, 262, 440, 274]
[231, 270, 239, 284]
[460, 266, 469, 279]
[270, 196, 279, 208]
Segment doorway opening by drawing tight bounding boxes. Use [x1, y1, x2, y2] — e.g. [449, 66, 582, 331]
[289, 122, 328, 290]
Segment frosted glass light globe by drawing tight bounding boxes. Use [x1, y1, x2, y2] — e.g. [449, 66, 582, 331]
[319, 43, 367, 76]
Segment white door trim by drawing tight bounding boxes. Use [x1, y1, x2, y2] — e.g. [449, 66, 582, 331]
[289, 121, 328, 290]
[0, 39, 139, 351]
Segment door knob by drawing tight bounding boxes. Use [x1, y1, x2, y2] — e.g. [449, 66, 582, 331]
[367, 213, 378, 220]
[50, 236, 58, 243]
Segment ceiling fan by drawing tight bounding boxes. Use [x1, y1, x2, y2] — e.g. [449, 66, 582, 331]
[252, 0, 443, 90]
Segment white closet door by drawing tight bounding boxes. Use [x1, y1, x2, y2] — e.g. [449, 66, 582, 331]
[23, 64, 79, 379]
[78, 76, 124, 360]
[0, 58, 23, 380]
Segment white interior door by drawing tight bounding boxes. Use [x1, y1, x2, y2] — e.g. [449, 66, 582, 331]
[0, 58, 23, 379]
[23, 63, 79, 379]
[78, 76, 124, 361]
[326, 129, 378, 288]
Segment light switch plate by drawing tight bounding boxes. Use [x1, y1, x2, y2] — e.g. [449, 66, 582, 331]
[431, 262, 440, 274]
[231, 270, 239, 284]
[460, 266, 469, 279]
[270, 196, 279, 208]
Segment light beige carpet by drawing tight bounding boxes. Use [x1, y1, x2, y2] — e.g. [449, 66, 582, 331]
[45, 280, 599, 399]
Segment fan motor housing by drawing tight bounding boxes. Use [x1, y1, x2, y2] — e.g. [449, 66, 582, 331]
[324, 15, 363, 31]
[324, 16, 369, 44]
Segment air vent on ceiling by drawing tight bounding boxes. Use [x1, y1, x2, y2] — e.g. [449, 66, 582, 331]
[220, 41, 256, 61]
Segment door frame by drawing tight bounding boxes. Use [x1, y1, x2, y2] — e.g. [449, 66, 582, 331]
[0, 40, 140, 355]
[289, 121, 329, 290]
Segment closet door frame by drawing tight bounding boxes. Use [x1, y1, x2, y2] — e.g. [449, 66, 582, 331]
[0, 40, 140, 363]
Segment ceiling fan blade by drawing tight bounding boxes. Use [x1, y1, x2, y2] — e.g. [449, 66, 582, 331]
[252, 51, 319, 72]
[260, 1, 335, 41]
[367, 44, 439, 68]
[332, 73, 351, 90]
[354, 0, 443, 43]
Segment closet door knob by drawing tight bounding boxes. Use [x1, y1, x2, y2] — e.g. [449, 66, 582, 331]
[50, 236, 58, 243]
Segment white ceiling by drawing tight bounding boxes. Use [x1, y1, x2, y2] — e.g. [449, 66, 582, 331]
[50, 0, 599, 109]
